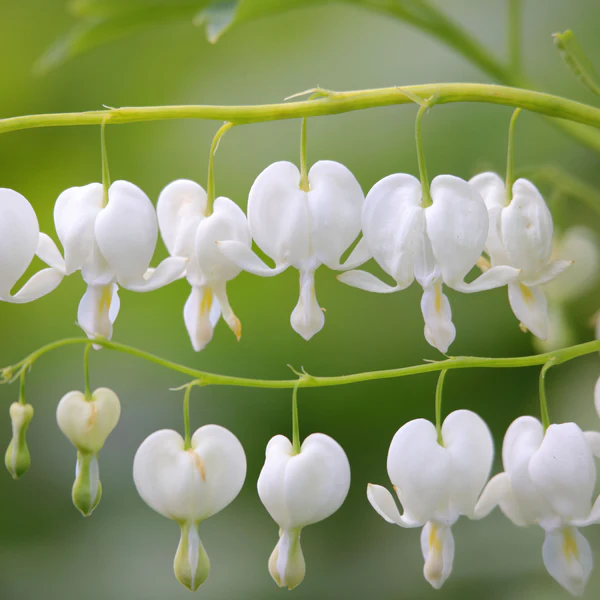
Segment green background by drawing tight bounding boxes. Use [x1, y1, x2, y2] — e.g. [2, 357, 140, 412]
[1, 1, 600, 598]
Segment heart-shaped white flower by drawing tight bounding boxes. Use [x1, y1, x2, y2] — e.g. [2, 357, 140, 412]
[133, 425, 247, 591]
[257, 433, 350, 589]
[56, 388, 121, 516]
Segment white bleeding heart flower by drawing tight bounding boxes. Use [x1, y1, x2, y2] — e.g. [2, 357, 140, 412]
[257, 433, 351, 589]
[470, 173, 572, 340]
[475, 417, 600, 596]
[157, 179, 251, 351]
[339, 174, 519, 353]
[217, 160, 366, 341]
[0, 188, 64, 303]
[56, 387, 121, 516]
[367, 410, 494, 589]
[133, 425, 246, 591]
[51, 181, 187, 344]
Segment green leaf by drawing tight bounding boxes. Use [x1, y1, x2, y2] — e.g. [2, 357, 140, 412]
[36, 4, 202, 73]
[194, 0, 327, 44]
[554, 29, 600, 97]
[68, 0, 201, 18]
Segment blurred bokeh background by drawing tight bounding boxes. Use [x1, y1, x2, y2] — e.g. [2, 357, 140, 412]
[1, 0, 600, 598]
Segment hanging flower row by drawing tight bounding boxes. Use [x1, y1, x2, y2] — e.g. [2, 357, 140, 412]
[0, 160, 573, 354]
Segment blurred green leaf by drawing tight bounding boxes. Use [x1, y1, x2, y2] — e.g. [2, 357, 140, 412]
[68, 0, 201, 18]
[36, 4, 202, 74]
[554, 29, 600, 97]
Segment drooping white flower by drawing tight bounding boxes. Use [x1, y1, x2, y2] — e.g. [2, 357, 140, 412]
[257, 433, 351, 589]
[157, 179, 251, 351]
[339, 174, 519, 353]
[367, 410, 494, 589]
[56, 387, 121, 516]
[51, 181, 187, 343]
[470, 173, 572, 340]
[133, 426, 246, 591]
[217, 161, 366, 340]
[475, 417, 600, 596]
[0, 188, 63, 303]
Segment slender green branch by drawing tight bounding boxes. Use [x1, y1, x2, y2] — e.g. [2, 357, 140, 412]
[415, 103, 431, 206]
[100, 117, 110, 207]
[183, 384, 192, 450]
[505, 107, 522, 196]
[435, 370, 447, 445]
[2, 84, 600, 136]
[2, 337, 600, 392]
[299, 117, 309, 192]
[18, 368, 26, 406]
[206, 121, 235, 215]
[539, 360, 555, 430]
[291, 382, 301, 455]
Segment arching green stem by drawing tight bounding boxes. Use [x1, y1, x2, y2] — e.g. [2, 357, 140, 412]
[505, 107, 522, 198]
[291, 382, 301, 455]
[100, 117, 111, 207]
[299, 118, 310, 192]
[435, 370, 447, 445]
[2, 85, 600, 134]
[3, 337, 600, 392]
[415, 104, 432, 207]
[539, 360, 555, 430]
[183, 384, 192, 450]
[206, 121, 235, 215]
[83, 343, 92, 401]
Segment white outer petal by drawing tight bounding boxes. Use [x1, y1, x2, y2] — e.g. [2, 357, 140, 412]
[387, 418, 452, 525]
[0, 188, 40, 296]
[426, 175, 489, 288]
[307, 160, 364, 268]
[95, 181, 158, 285]
[442, 410, 494, 518]
[4, 268, 63, 304]
[529, 423, 595, 522]
[36, 233, 66, 274]
[361, 173, 423, 287]
[257, 433, 350, 530]
[501, 416, 553, 526]
[133, 425, 246, 522]
[248, 161, 310, 266]
[337, 270, 401, 293]
[469, 172, 509, 265]
[194, 196, 251, 282]
[157, 179, 207, 256]
[502, 178, 553, 278]
[53, 183, 104, 275]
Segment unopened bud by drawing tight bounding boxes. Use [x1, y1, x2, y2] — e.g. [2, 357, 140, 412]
[268, 528, 305, 590]
[72, 450, 102, 516]
[5, 402, 34, 479]
[174, 522, 210, 591]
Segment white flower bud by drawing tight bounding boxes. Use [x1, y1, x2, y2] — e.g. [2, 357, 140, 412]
[257, 433, 350, 589]
[5, 402, 34, 479]
[133, 425, 246, 591]
[56, 388, 121, 516]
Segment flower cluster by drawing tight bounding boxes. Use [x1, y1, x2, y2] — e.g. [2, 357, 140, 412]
[0, 159, 574, 353]
[6, 376, 600, 595]
[368, 401, 600, 596]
